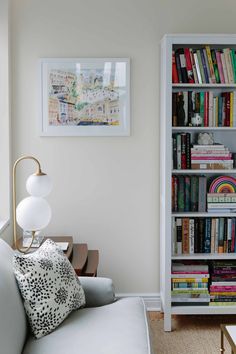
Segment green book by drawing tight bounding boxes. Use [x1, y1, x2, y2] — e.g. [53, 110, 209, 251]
[211, 49, 220, 83]
[199, 92, 204, 126]
[230, 49, 236, 83]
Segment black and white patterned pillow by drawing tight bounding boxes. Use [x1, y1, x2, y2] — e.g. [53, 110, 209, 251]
[13, 239, 85, 339]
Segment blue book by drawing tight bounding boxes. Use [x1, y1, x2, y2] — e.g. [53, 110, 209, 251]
[204, 218, 211, 253]
[218, 96, 222, 127]
[200, 49, 209, 83]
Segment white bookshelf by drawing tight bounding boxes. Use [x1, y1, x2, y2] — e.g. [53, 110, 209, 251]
[160, 34, 236, 331]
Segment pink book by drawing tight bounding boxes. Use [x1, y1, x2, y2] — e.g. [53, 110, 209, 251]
[172, 271, 209, 274]
[210, 286, 236, 291]
[191, 156, 232, 160]
[216, 51, 225, 83]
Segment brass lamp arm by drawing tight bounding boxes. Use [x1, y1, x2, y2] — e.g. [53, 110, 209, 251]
[13, 156, 43, 253]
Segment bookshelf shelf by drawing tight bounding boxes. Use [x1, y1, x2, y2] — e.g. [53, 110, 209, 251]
[172, 253, 236, 260]
[160, 34, 236, 332]
[173, 83, 236, 88]
[171, 305, 236, 315]
[172, 169, 236, 174]
[172, 212, 236, 217]
[172, 127, 236, 131]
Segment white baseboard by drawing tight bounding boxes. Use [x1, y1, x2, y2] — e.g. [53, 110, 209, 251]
[115, 293, 161, 311]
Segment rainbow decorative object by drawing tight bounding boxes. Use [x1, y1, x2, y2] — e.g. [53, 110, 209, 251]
[209, 176, 236, 193]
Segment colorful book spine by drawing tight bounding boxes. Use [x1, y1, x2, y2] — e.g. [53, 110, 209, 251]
[206, 46, 216, 83]
[184, 48, 194, 83]
[216, 50, 225, 83]
[172, 51, 179, 83]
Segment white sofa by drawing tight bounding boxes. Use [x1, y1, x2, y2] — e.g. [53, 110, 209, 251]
[0, 239, 151, 354]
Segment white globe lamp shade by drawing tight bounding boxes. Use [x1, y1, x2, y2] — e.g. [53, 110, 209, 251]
[16, 196, 52, 231]
[26, 174, 52, 197]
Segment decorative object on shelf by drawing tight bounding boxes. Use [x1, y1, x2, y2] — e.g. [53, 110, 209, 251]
[209, 176, 236, 193]
[13, 156, 52, 253]
[191, 113, 202, 127]
[197, 132, 214, 145]
[39, 58, 130, 136]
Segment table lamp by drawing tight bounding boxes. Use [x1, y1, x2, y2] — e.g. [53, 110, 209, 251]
[13, 156, 52, 253]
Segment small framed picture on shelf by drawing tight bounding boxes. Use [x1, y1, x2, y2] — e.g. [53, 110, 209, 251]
[39, 58, 130, 136]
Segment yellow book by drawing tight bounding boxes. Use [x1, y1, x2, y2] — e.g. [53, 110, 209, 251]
[210, 292, 236, 296]
[205, 46, 216, 83]
[172, 278, 208, 283]
[210, 302, 236, 306]
[230, 92, 234, 127]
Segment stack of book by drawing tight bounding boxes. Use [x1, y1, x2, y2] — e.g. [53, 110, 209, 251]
[172, 91, 236, 127]
[210, 261, 236, 306]
[207, 193, 236, 212]
[191, 144, 233, 170]
[173, 217, 236, 255]
[172, 133, 191, 169]
[172, 46, 236, 84]
[171, 262, 210, 306]
[172, 175, 207, 212]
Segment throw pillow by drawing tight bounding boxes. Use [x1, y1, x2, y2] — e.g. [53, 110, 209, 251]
[13, 239, 85, 339]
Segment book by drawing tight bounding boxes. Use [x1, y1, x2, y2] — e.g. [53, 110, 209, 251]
[221, 51, 229, 83]
[182, 218, 189, 254]
[216, 50, 225, 83]
[197, 49, 206, 83]
[184, 48, 194, 83]
[175, 50, 182, 83]
[178, 48, 188, 83]
[200, 49, 209, 83]
[205, 46, 216, 83]
[190, 48, 198, 83]
[172, 51, 179, 83]
[193, 51, 202, 84]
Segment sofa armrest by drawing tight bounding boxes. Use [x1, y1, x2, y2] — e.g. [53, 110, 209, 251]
[79, 277, 115, 307]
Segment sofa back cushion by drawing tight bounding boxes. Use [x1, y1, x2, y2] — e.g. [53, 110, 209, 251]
[0, 239, 27, 354]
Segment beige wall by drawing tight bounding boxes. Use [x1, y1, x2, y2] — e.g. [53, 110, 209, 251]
[10, 0, 236, 293]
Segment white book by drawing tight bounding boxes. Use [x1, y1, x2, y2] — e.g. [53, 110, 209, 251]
[221, 52, 229, 84]
[208, 91, 214, 127]
[193, 52, 202, 84]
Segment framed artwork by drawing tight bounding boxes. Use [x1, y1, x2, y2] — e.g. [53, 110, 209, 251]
[39, 58, 130, 136]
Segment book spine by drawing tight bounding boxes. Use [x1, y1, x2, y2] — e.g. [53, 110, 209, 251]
[198, 176, 207, 212]
[215, 50, 224, 83]
[227, 218, 232, 253]
[224, 48, 234, 84]
[175, 51, 182, 83]
[208, 91, 214, 127]
[177, 176, 185, 212]
[197, 49, 206, 83]
[230, 49, 236, 83]
[230, 92, 234, 127]
[172, 92, 177, 126]
[203, 48, 211, 83]
[200, 48, 209, 83]
[172, 50, 179, 83]
[211, 218, 216, 253]
[218, 218, 224, 253]
[187, 91, 194, 127]
[194, 218, 199, 253]
[199, 91, 204, 126]
[206, 46, 216, 83]
[181, 133, 187, 169]
[186, 133, 191, 169]
[176, 218, 182, 255]
[204, 218, 211, 253]
[182, 218, 189, 254]
[172, 134, 177, 169]
[178, 49, 188, 83]
[184, 176, 191, 212]
[190, 48, 198, 83]
[193, 52, 202, 84]
[190, 176, 198, 212]
[189, 218, 194, 254]
[204, 91, 209, 127]
[176, 134, 181, 169]
[211, 49, 220, 83]
[184, 48, 194, 83]
[199, 218, 205, 253]
[221, 51, 229, 84]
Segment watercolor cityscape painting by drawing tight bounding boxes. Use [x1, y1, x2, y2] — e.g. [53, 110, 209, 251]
[40, 58, 130, 136]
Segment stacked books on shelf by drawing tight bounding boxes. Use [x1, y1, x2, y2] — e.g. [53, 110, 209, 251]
[172, 91, 236, 127]
[210, 261, 236, 306]
[172, 175, 207, 212]
[173, 217, 236, 255]
[207, 193, 236, 212]
[171, 262, 210, 306]
[172, 133, 191, 169]
[172, 46, 236, 84]
[191, 143, 233, 170]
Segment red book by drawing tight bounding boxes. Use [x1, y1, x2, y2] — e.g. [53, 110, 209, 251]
[181, 133, 187, 169]
[204, 91, 209, 126]
[231, 219, 235, 253]
[182, 218, 189, 254]
[184, 48, 194, 83]
[172, 51, 179, 83]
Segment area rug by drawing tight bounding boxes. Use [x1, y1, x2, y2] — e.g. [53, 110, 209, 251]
[148, 313, 236, 354]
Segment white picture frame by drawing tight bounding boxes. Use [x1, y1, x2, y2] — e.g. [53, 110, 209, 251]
[39, 58, 130, 136]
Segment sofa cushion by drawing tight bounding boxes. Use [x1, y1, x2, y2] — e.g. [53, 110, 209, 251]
[0, 239, 27, 354]
[13, 239, 85, 339]
[22, 297, 151, 354]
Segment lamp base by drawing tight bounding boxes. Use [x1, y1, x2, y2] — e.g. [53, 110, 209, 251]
[23, 231, 44, 248]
